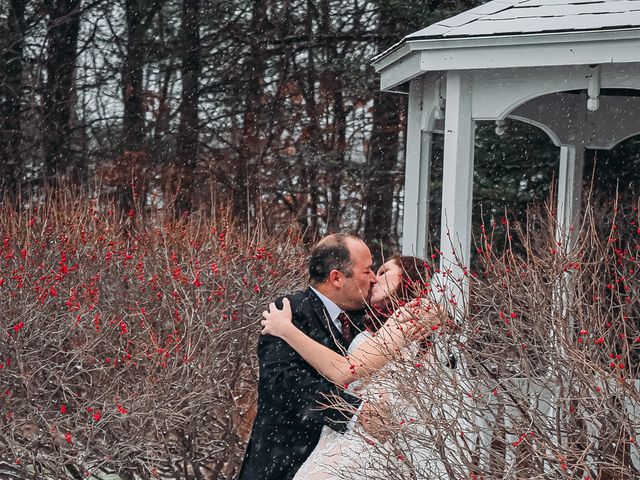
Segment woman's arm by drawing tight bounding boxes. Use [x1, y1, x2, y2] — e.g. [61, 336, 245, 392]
[261, 298, 439, 386]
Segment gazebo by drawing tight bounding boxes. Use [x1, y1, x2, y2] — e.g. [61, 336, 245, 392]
[371, 2, 640, 474]
[372, 0, 640, 290]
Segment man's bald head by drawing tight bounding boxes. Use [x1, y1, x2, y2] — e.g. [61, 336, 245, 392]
[308, 233, 361, 285]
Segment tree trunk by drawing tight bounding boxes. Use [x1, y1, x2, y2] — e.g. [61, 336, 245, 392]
[43, 0, 81, 184]
[326, 74, 346, 234]
[363, 4, 405, 261]
[233, 0, 267, 220]
[319, 0, 345, 234]
[363, 91, 403, 260]
[301, 0, 321, 241]
[118, 0, 154, 213]
[175, 0, 201, 214]
[122, 0, 145, 153]
[0, 0, 26, 197]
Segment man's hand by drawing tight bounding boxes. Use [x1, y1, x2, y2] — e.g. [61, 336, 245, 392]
[358, 399, 392, 444]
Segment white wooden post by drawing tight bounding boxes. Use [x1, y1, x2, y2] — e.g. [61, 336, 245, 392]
[402, 77, 435, 259]
[415, 130, 432, 259]
[631, 379, 640, 470]
[438, 71, 475, 306]
[553, 143, 585, 461]
[402, 78, 425, 257]
[556, 145, 584, 248]
[434, 70, 488, 469]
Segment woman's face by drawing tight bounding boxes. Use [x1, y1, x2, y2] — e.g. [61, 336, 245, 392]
[370, 260, 404, 305]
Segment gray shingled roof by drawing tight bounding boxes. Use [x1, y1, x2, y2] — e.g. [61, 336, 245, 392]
[407, 0, 640, 39]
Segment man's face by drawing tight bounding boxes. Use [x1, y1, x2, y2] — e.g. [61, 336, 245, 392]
[340, 239, 377, 309]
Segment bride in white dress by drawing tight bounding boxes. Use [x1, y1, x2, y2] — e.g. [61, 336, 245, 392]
[261, 256, 446, 480]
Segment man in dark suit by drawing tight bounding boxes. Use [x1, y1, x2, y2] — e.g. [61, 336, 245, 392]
[238, 233, 378, 480]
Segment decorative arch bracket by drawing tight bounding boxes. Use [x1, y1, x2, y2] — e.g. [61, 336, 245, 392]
[470, 63, 640, 149]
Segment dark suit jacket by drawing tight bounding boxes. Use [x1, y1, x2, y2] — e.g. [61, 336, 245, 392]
[238, 287, 365, 480]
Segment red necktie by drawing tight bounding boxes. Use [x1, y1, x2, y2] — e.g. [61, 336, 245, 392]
[337, 312, 353, 343]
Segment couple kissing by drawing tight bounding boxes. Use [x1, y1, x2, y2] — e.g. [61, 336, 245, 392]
[239, 233, 445, 480]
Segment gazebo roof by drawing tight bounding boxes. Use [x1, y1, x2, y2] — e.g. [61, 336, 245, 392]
[386, 1, 640, 300]
[373, 0, 640, 91]
[408, 0, 640, 39]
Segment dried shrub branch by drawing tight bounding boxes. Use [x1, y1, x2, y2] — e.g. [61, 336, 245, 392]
[331, 199, 640, 480]
[0, 194, 306, 479]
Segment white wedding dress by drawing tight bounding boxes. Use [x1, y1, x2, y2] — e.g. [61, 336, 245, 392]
[293, 331, 453, 480]
[293, 331, 409, 480]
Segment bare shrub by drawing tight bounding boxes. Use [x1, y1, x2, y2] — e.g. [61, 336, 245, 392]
[0, 194, 306, 479]
[333, 199, 640, 480]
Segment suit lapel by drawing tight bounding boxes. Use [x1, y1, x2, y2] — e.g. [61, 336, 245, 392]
[304, 287, 351, 351]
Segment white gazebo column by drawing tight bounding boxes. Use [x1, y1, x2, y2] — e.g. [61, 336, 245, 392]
[553, 143, 585, 459]
[401, 78, 425, 257]
[416, 131, 433, 258]
[437, 70, 495, 473]
[402, 76, 436, 259]
[438, 71, 475, 307]
[556, 144, 584, 248]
